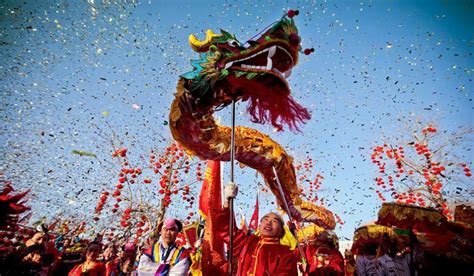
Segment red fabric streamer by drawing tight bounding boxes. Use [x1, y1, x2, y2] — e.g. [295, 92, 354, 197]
[247, 94, 311, 132]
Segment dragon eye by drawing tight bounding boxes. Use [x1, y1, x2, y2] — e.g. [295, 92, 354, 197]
[227, 39, 241, 48]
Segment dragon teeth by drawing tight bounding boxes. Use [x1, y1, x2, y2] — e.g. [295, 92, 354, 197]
[240, 64, 266, 70]
[224, 45, 294, 72]
[239, 64, 290, 79]
[226, 45, 293, 78]
[266, 58, 272, 70]
[224, 61, 233, 69]
[268, 45, 276, 58]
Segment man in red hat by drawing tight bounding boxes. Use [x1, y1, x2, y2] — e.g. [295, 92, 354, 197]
[138, 218, 190, 276]
[216, 183, 297, 275]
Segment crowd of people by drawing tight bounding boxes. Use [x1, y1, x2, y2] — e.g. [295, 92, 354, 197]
[0, 229, 141, 275]
[0, 183, 472, 275]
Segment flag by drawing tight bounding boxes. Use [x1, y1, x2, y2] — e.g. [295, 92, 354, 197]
[48, 217, 61, 232]
[238, 207, 248, 233]
[199, 160, 222, 219]
[183, 219, 200, 248]
[280, 225, 298, 250]
[175, 232, 186, 247]
[248, 194, 259, 232]
[198, 160, 227, 274]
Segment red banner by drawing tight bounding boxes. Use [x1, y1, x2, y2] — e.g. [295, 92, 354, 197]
[249, 194, 259, 231]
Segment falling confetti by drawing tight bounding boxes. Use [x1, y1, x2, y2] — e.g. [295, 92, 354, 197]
[0, 0, 471, 241]
[72, 150, 97, 158]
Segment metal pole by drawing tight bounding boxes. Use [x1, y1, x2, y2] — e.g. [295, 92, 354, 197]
[272, 166, 307, 265]
[230, 100, 236, 182]
[228, 100, 236, 275]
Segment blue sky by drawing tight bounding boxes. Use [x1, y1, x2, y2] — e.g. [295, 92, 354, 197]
[1, 0, 472, 240]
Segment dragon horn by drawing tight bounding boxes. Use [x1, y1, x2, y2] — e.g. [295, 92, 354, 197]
[189, 29, 220, 52]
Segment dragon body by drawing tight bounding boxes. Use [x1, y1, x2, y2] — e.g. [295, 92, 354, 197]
[169, 12, 335, 229]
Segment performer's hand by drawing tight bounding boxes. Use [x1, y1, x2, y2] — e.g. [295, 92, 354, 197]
[194, 239, 202, 249]
[223, 182, 238, 208]
[122, 259, 131, 272]
[298, 262, 310, 273]
[224, 182, 238, 200]
[287, 221, 296, 236]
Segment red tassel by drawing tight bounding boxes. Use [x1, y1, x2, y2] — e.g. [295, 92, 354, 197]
[246, 94, 311, 132]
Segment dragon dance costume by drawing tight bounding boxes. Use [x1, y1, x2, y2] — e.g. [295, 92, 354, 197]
[167, 8, 339, 276]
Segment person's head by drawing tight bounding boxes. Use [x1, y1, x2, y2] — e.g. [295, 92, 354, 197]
[84, 242, 101, 262]
[63, 238, 71, 247]
[93, 233, 103, 244]
[316, 230, 337, 248]
[379, 235, 398, 257]
[361, 242, 379, 256]
[259, 212, 284, 238]
[316, 231, 330, 242]
[160, 218, 182, 246]
[121, 242, 136, 260]
[103, 244, 116, 260]
[20, 244, 44, 265]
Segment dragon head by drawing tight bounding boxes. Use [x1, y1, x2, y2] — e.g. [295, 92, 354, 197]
[182, 11, 311, 132]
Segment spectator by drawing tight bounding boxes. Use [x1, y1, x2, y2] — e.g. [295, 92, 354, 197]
[138, 219, 190, 276]
[69, 242, 105, 276]
[355, 242, 382, 276]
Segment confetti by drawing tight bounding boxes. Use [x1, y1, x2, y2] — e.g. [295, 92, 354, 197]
[0, 1, 471, 241]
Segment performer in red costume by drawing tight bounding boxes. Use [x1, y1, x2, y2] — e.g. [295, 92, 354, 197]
[301, 231, 344, 276]
[217, 183, 297, 276]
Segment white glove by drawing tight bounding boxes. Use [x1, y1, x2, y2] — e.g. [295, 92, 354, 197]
[194, 239, 202, 249]
[224, 182, 238, 200]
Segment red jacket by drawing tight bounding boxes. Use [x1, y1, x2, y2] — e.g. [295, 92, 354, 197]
[217, 208, 297, 276]
[302, 244, 344, 276]
[68, 262, 105, 276]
